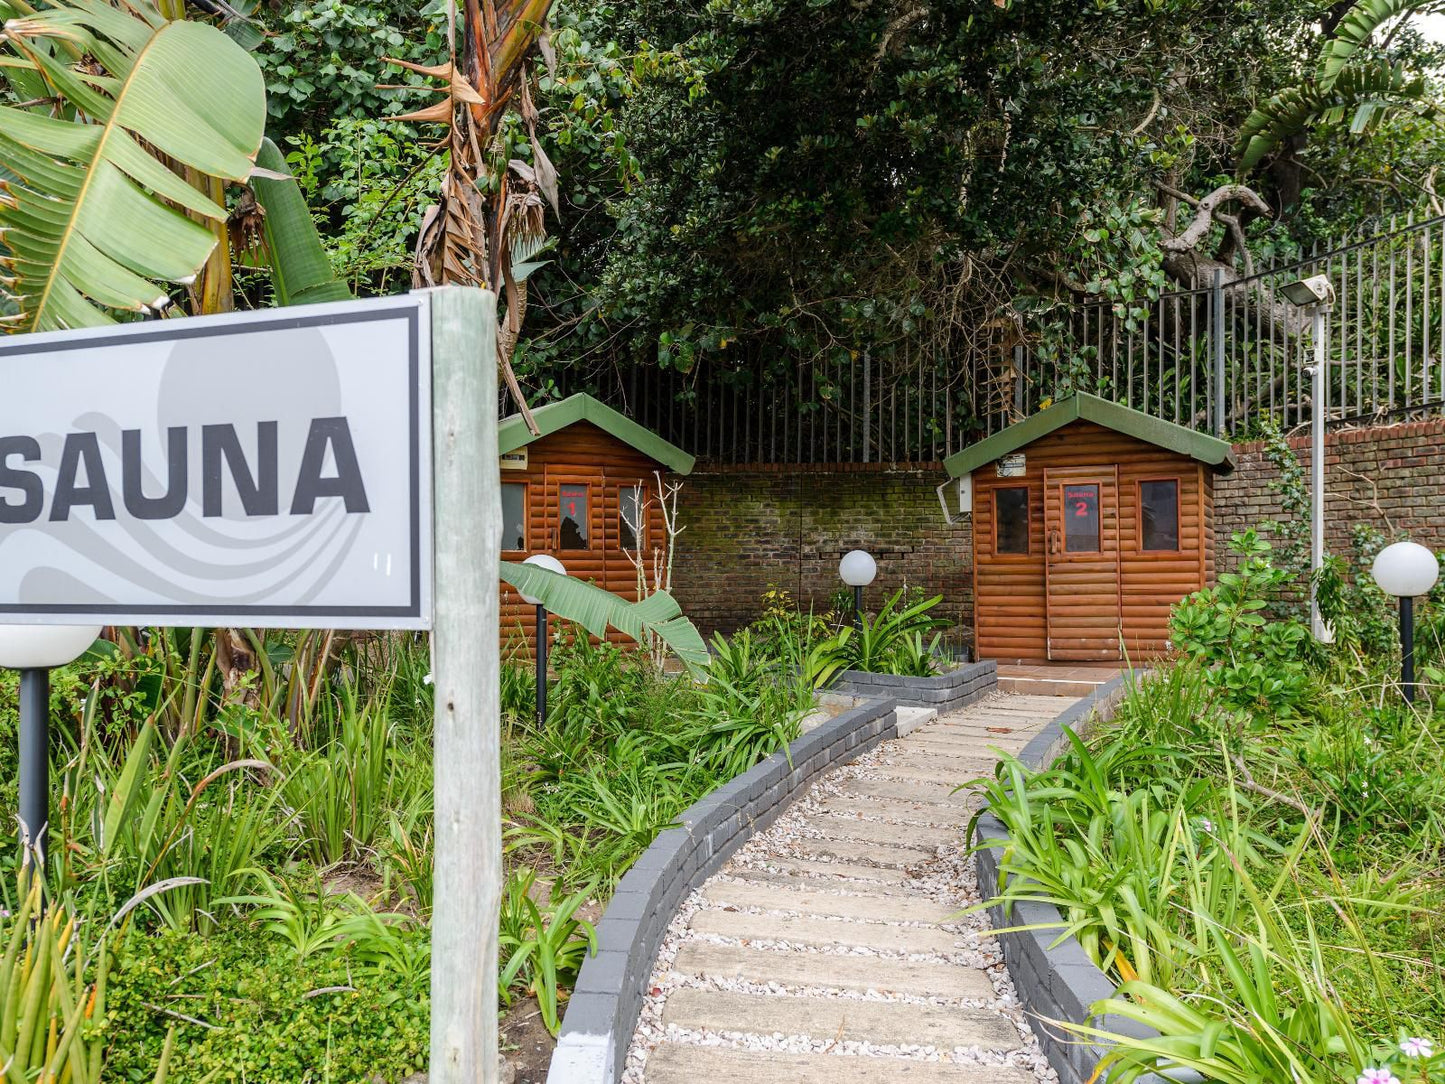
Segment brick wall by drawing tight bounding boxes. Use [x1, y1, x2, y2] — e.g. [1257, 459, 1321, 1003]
[670, 463, 973, 638]
[669, 419, 1445, 643]
[1216, 417, 1445, 564]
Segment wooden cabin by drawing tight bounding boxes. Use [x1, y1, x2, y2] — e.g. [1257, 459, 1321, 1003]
[942, 394, 1235, 663]
[497, 393, 695, 657]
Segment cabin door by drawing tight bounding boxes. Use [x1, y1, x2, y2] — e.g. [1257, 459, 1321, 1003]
[1043, 466, 1121, 661]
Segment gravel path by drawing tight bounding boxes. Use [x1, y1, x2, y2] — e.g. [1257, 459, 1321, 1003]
[622, 693, 1075, 1084]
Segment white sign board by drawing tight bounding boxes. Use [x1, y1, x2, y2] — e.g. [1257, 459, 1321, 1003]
[996, 452, 1026, 477]
[0, 297, 432, 628]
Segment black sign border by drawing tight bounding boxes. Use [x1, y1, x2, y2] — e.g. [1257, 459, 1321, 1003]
[0, 303, 427, 627]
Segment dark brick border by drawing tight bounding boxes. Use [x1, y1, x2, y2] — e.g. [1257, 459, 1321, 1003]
[972, 675, 1175, 1084]
[547, 698, 900, 1084]
[832, 659, 996, 714]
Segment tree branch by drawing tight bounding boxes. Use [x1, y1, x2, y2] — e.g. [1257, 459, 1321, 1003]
[1161, 184, 1272, 254]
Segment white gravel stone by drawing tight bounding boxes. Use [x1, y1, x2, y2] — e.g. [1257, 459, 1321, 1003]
[620, 696, 1070, 1084]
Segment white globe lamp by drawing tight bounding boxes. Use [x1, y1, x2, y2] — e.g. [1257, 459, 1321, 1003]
[1371, 541, 1439, 599]
[518, 553, 566, 606]
[519, 554, 566, 726]
[839, 549, 877, 630]
[0, 624, 103, 670]
[0, 623, 102, 881]
[1371, 541, 1440, 703]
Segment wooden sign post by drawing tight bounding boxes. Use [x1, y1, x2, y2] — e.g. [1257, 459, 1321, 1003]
[427, 287, 503, 1082]
[0, 285, 504, 1081]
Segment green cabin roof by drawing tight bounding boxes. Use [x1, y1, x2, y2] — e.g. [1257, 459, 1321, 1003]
[498, 393, 695, 475]
[943, 392, 1234, 479]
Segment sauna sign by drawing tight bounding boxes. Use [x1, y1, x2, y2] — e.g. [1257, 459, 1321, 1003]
[0, 298, 432, 629]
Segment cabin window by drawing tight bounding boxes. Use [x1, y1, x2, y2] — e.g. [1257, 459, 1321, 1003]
[994, 487, 1030, 555]
[558, 484, 590, 548]
[1063, 484, 1101, 552]
[1140, 479, 1180, 551]
[501, 483, 527, 552]
[619, 485, 644, 551]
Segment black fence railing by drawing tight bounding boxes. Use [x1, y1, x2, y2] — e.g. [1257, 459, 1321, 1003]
[505, 216, 1445, 464]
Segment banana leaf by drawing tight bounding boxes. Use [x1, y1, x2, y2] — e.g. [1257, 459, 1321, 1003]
[499, 561, 709, 675]
[0, 0, 265, 330]
[249, 138, 353, 306]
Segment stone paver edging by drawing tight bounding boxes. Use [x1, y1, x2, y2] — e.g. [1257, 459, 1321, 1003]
[548, 698, 901, 1084]
[973, 674, 1177, 1084]
[833, 658, 996, 714]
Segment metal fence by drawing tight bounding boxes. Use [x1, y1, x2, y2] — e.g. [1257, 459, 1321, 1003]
[1038, 213, 1445, 439]
[509, 215, 1445, 464]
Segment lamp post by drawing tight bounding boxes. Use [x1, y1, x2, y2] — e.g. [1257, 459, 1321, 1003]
[838, 549, 877, 632]
[519, 554, 566, 726]
[1281, 273, 1336, 643]
[1371, 541, 1440, 703]
[0, 624, 102, 882]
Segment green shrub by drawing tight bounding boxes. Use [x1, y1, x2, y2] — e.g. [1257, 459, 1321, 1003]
[1169, 530, 1310, 715]
[818, 588, 947, 677]
[104, 924, 429, 1084]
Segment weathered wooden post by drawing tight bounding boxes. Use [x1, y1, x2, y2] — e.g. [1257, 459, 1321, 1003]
[428, 286, 503, 1082]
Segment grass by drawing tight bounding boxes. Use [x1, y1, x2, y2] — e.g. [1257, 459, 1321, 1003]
[0, 608, 820, 1080]
[972, 653, 1445, 1083]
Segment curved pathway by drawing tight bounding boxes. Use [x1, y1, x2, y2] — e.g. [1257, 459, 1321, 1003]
[623, 693, 1077, 1083]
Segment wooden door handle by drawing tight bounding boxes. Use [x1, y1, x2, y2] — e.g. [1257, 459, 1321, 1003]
[1048, 528, 1061, 555]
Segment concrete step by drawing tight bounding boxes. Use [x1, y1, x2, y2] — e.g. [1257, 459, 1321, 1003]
[838, 778, 973, 806]
[660, 988, 1020, 1050]
[690, 908, 968, 955]
[702, 879, 955, 924]
[998, 676, 1103, 697]
[814, 795, 974, 828]
[801, 814, 960, 851]
[725, 868, 916, 897]
[903, 725, 1039, 745]
[787, 836, 937, 869]
[732, 856, 912, 885]
[643, 1043, 1036, 1083]
[668, 940, 995, 999]
[894, 705, 939, 736]
[874, 750, 1007, 774]
[868, 762, 996, 787]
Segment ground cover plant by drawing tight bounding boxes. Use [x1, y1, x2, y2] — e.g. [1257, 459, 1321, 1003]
[971, 531, 1445, 1084]
[0, 613, 811, 1081]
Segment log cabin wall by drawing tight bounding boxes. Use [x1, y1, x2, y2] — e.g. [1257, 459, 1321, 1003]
[499, 420, 670, 658]
[971, 419, 1214, 663]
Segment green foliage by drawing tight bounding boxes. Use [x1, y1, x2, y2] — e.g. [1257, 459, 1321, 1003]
[217, 868, 394, 962]
[500, 560, 710, 674]
[258, 682, 426, 867]
[819, 589, 947, 677]
[504, 625, 807, 892]
[1169, 530, 1310, 715]
[104, 923, 429, 1084]
[253, 0, 440, 129]
[281, 120, 444, 294]
[1239, 0, 1445, 176]
[0, 0, 266, 329]
[497, 870, 596, 1035]
[0, 881, 113, 1084]
[55, 708, 287, 934]
[1257, 418, 1311, 593]
[978, 563, 1445, 1083]
[970, 728, 1254, 991]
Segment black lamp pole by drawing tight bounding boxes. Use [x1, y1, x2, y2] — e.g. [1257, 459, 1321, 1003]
[1401, 595, 1416, 703]
[853, 585, 863, 632]
[18, 667, 49, 883]
[535, 604, 548, 726]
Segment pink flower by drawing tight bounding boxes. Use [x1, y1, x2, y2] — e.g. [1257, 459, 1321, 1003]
[1357, 1069, 1400, 1084]
[1400, 1038, 1434, 1059]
